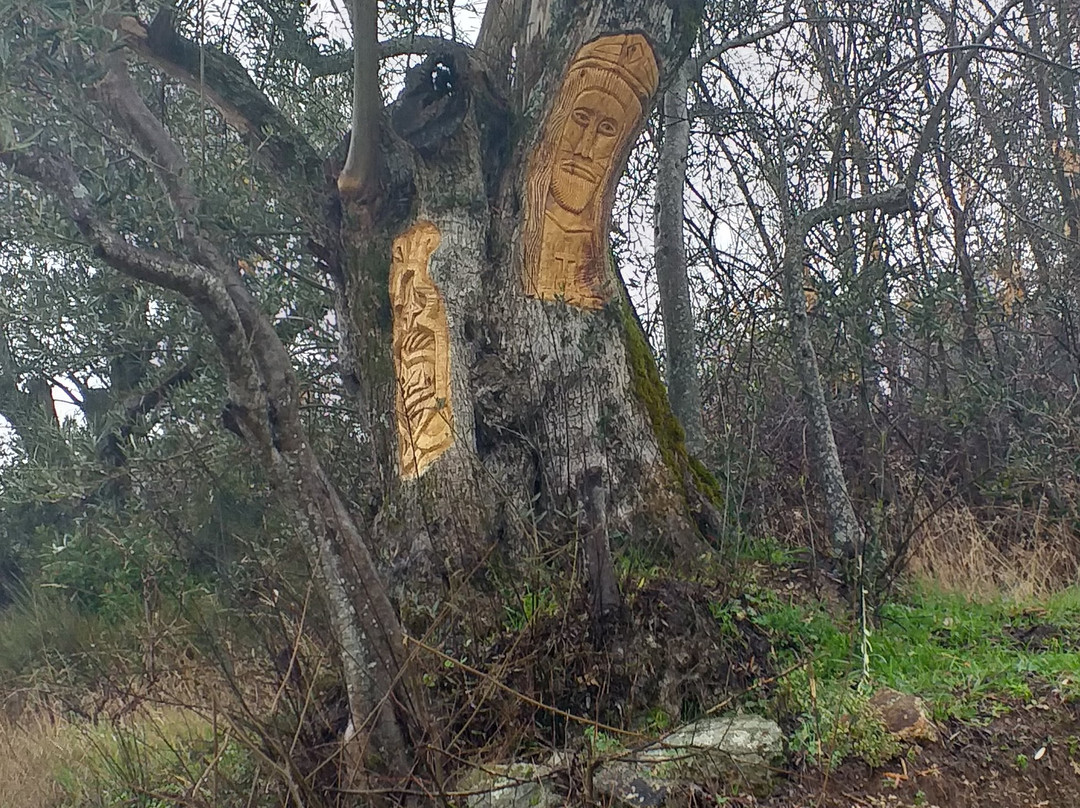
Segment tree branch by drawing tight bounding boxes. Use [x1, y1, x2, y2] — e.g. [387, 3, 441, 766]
[0, 327, 59, 451]
[89, 55, 219, 266]
[904, 0, 1022, 194]
[799, 184, 911, 233]
[693, 12, 796, 74]
[0, 146, 270, 449]
[114, 12, 323, 187]
[280, 35, 472, 77]
[338, 0, 380, 199]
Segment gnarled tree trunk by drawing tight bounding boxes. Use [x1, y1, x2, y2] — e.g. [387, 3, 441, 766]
[3, 0, 716, 800]
[332, 0, 714, 787]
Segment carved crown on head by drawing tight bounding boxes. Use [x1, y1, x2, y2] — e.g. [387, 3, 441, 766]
[570, 33, 659, 101]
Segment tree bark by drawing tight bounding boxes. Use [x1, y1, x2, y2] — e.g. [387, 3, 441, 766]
[655, 59, 706, 455]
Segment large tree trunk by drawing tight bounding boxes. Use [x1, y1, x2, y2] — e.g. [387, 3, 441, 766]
[340, 2, 712, 583]
[4, 0, 714, 800]
[331, 0, 715, 781]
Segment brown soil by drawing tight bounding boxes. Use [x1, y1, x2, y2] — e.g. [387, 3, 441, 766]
[760, 698, 1080, 808]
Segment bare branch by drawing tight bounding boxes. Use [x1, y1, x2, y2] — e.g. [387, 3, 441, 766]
[799, 184, 911, 233]
[281, 35, 472, 77]
[114, 12, 323, 186]
[905, 0, 1023, 193]
[88, 55, 226, 270]
[693, 12, 796, 74]
[338, 0, 380, 199]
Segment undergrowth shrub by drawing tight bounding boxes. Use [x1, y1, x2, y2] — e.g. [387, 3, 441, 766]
[778, 669, 900, 770]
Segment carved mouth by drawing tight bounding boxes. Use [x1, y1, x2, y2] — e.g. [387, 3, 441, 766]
[559, 159, 600, 183]
[400, 329, 436, 355]
[402, 372, 436, 415]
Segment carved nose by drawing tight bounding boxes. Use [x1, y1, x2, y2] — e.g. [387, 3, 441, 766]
[403, 296, 424, 326]
[574, 126, 598, 160]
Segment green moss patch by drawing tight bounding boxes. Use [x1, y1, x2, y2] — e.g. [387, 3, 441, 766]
[613, 288, 723, 511]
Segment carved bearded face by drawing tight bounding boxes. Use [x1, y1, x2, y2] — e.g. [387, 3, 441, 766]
[550, 86, 632, 216]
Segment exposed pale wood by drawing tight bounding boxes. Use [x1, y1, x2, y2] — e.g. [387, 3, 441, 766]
[522, 34, 659, 309]
[390, 222, 455, 479]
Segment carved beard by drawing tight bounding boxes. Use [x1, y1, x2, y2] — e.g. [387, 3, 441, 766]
[398, 329, 438, 426]
[550, 149, 605, 214]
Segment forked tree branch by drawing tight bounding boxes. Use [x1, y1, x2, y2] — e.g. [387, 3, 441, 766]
[0, 146, 272, 451]
[904, 0, 1022, 193]
[277, 34, 472, 77]
[89, 55, 223, 269]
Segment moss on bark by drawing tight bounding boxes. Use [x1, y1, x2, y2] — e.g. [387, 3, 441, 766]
[614, 283, 723, 511]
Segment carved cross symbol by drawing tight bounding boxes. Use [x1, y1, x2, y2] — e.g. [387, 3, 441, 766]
[552, 249, 578, 279]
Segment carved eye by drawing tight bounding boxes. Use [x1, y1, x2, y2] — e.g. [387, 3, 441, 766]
[598, 119, 618, 137]
[572, 108, 591, 126]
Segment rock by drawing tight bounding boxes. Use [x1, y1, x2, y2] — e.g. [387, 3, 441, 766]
[869, 687, 939, 744]
[457, 762, 562, 808]
[594, 714, 784, 805]
[592, 767, 671, 807]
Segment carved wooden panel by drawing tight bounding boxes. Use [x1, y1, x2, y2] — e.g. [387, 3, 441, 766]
[523, 33, 659, 308]
[390, 221, 454, 478]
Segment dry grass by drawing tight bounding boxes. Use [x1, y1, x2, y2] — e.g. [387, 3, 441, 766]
[907, 502, 1080, 600]
[0, 702, 243, 808]
[0, 710, 90, 808]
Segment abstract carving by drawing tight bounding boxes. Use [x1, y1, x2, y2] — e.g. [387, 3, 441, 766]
[390, 221, 454, 478]
[523, 34, 659, 308]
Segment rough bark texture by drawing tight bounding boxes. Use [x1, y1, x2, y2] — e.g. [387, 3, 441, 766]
[354, 1, 713, 590]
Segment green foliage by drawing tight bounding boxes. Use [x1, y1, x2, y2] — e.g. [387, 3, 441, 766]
[779, 669, 900, 770]
[733, 535, 799, 567]
[871, 587, 1080, 721]
[503, 588, 558, 631]
[715, 543, 1080, 769]
[584, 726, 624, 755]
[0, 588, 101, 678]
[614, 543, 664, 588]
[614, 288, 725, 511]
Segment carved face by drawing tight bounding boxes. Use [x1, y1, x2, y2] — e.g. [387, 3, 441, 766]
[522, 34, 658, 309]
[390, 223, 453, 477]
[550, 88, 629, 215]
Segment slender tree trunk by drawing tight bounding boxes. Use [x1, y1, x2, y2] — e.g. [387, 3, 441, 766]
[781, 227, 866, 562]
[655, 59, 706, 455]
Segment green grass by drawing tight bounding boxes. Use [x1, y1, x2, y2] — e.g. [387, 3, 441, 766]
[871, 587, 1080, 721]
[710, 568, 1080, 768]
